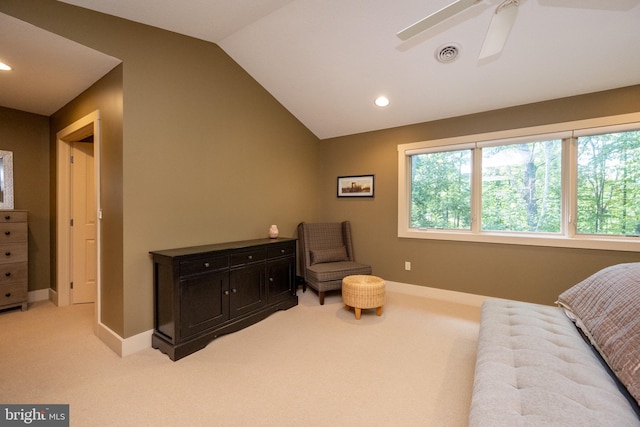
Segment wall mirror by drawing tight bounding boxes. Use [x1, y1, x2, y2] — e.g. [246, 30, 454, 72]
[0, 150, 14, 209]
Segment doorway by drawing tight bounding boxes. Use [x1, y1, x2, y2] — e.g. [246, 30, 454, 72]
[55, 112, 101, 324]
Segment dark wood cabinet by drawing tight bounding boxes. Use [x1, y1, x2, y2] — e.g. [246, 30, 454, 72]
[150, 238, 297, 361]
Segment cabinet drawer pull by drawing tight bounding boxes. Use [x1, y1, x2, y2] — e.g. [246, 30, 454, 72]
[4, 252, 10, 257]
[232, 288, 237, 293]
[5, 292, 10, 298]
[269, 277, 274, 282]
[5, 272, 10, 277]
[4, 231, 10, 236]
[280, 249, 285, 254]
[247, 255, 253, 260]
[224, 290, 230, 296]
[203, 262, 210, 268]
[4, 215, 10, 220]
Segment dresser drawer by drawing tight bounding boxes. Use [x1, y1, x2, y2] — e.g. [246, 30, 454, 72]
[267, 243, 295, 259]
[230, 249, 266, 266]
[0, 211, 27, 223]
[0, 282, 27, 306]
[180, 256, 228, 276]
[0, 243, 28, 264]
[0, 222, 27, 243]
[0, 262, 27, 284]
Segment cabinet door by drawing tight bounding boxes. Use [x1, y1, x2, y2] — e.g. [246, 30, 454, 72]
[229, 263, 264, 317]
[267, 256, 295, 302]
[180, 271, 229, 339]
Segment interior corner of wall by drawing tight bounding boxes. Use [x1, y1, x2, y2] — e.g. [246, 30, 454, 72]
[96, 322, 153, 357]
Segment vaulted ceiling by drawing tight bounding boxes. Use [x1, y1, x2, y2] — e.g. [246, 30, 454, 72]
[2, 0, 640, 139]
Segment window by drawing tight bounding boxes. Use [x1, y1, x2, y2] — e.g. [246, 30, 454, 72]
[398, 113, 640, 252]
[482, 140, 562, 233]
[576, 129, 640, 236]
[410, 148, 471, 230]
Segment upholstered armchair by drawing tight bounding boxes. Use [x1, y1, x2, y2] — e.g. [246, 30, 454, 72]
[297, 221, 372, 305]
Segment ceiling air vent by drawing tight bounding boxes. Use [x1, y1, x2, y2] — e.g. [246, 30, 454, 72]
[435, 43, 461, 63]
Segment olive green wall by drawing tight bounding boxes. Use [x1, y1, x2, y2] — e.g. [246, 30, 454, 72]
[319, 85, 640, 305]
[0, 107, 50, 294]
[50, 64, 124, 334]
[1, 0, 320, 338]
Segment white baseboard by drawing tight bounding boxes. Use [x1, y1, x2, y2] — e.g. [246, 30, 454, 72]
[27, 288, 50, 303]
[96, 322, 153, 357]
[385, 281, 488, 307]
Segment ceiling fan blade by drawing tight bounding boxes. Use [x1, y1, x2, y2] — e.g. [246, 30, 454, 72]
[479, 1, 519, 59]
[397, 0, 480, 41]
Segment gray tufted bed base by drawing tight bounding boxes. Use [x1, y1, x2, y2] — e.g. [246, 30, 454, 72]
[468, 298, 640, 427]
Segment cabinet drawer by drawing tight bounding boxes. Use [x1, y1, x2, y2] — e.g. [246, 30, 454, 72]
[230, 249, 266, 266]
[0, 243, 27, 264]
[0, 282, 27, 306]
[0, 222, 27, 243]
[0, 262, 27, 284]
[267, 244, 295, 259]
[0, 211, 27, 223]
[180, 256, 228, 276]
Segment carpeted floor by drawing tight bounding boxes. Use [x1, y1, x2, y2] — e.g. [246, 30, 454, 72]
[0, 282, 485, 426]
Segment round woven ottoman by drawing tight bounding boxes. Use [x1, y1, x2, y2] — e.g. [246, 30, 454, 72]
[342, 275, 386, 320]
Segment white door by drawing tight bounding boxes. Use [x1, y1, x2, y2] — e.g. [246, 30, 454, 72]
[71, 141, 97, 304]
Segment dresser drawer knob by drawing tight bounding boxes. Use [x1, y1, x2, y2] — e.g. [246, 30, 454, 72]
[280, 249, 285, 253]
[4, 215, 10, 220]
[248, 255, 253, 260]
[203, 262, 210, 268]
[5, 292, 10, 298]
[5, 252, 10, 257]
[4, 231, 10, 236]
[5, 272, 10, 277]
[224, 290, 230, 296]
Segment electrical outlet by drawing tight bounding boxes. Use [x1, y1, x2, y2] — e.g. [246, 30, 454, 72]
[405, 261, 411, 271]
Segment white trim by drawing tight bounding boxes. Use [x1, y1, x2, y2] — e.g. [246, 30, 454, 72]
[385, 281, 489, 308]
[96, 322, 152, 357]
[27, 288, 50, 303]
[398, 112, 640, 252]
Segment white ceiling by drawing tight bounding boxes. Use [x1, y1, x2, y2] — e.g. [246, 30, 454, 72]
[2, 0, 640, 139]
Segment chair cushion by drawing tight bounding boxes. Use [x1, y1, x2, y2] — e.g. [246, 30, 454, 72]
[310, 246, 348, 265]
[307, 261, 372, 283]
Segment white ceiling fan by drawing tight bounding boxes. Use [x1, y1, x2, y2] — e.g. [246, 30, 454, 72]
[397, 0, 520, 59]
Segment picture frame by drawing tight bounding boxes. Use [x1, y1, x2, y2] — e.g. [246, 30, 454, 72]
[337, 174, 374, 198]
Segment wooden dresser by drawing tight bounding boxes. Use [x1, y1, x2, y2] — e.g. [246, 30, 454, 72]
[150, 238, 298, 361]
[0, 210, 28, 311]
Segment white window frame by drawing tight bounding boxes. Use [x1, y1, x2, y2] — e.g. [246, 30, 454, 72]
[398, 112, 640, 252]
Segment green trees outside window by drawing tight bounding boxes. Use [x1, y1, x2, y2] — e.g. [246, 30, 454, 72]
[411, 149, 471, 229]
[577, 130, 640, 236]
[408, 127, 640, 238]
[482, 140, 562, 233]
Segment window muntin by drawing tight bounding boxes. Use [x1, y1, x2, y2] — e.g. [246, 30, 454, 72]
[410, 149, 471, 230]
[576, 130, 640, 236]
[481, 140, 562, 233]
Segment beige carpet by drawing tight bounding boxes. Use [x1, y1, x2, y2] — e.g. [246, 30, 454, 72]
[0, 282, 484, 426]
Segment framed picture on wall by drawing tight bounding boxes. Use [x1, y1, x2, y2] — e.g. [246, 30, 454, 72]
[337, 175, 374, 198]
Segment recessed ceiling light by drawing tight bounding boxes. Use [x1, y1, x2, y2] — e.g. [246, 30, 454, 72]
[0, 62, 12, 71]
[374, 96, 390, 107]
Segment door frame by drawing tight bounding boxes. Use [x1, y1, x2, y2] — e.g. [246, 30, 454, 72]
[54, 111, 101, 326]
